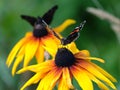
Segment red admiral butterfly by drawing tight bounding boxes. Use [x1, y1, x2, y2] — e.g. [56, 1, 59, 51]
[52, 20, 86, 45]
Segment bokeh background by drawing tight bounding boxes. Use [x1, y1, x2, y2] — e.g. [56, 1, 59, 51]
[0, 0, 120, 90]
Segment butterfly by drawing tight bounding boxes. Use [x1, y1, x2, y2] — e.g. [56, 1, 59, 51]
[52, 20, 86, 45]
[20, 5, 58, 26]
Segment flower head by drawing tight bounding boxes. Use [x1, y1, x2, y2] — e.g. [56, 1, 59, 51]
[17, 47, 117, 90]
[6, 5, 76, 76]
[17, 22, 117, 90]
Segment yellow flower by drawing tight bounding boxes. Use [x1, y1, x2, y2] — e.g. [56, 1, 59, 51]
[17, 46, 117, 90]
[6, 15, 76, 76]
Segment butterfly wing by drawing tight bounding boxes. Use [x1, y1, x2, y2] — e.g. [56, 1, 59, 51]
[21, 15, 37, 26]
[63, 29, 79, 45]
[42, 5, 58, 25]
[63, 20, 86, 45]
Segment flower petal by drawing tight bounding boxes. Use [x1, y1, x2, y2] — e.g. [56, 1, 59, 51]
[20, 73, 43, 90]
[78, 57, 105, 63]
[37, 67, 62, 90]
[74, 50, 90, 59]
[78, 60, 116, 89]
[91, 63, 117, 82]
[62, 68, 74, 89]
[17, 60, 55, 74]
[88, 57, 105, 63]
[25, 32, 33, 37]
[6, 38, 26, 67]
[24, 38, 39, 67]
[68, 42, 79, 54]
[70, 66, 93, 90]
[75, 50, 104, 63]
[12, 45, 25, 76]
[58, 77, 69, 90]
[54, 19, 76, 33]
[12, 56, 24, 76]
[35, 43, 44, 63]
[84, 69, 110, 90]
[41, 37, 58, 56]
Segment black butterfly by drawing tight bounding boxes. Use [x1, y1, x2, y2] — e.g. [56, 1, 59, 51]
[21, 5, 58, 26]
[52, 20, 86, 45]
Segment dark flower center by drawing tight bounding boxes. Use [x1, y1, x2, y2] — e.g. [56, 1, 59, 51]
[33, 24, 48, 38]
[55, 48, 76, 67]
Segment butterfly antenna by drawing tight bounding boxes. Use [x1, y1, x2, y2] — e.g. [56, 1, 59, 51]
[75, 20, 86, 31]
[52, 30, 61, 40]
[79, 20, 86, 30]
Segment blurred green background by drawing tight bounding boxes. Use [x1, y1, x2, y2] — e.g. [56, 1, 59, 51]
[0, 0, 120, 90]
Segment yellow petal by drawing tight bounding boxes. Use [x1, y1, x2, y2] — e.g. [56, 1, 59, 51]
[58, 77, 69, 90]
[17, 60, 54, 74]
[88, 57, 105, 63]
[91, 63, 117, 82]
[41, 37, 58, 56]
[12, 45, 25, 76]
[25, 32, 33, 37]
[78, 60, 116, 89]
[79, 57, 105, 63]
[74, 50, 90, 59]
[68, 42, 79, 54]
[12, 55, 24, 76]
[24, 38, 39, 67]
[70, 66, 93, 90]
[54, 19, 76, 33]
[81, 50, 90, 57]
[6, 38, 26, 67]
[43, 46, 56, 58]
[35, 43, 44, 63]
[62, 68, 74, 89]
[84, 70, 110, 90]
[74, 50, 104, 63]
[20, 73, 42, 90]
[37, 67, 62, 90]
